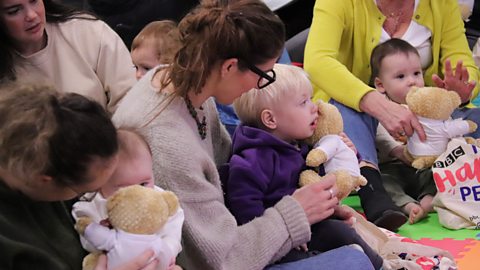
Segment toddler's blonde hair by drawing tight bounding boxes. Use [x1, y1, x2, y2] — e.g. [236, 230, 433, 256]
[131, 20, 181, 64]
[233, 63, 312, 128]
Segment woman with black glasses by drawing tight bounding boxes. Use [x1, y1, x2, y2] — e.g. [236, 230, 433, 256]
[112, 0, 374, 269]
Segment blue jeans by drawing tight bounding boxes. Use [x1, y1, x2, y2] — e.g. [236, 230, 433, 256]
[330, 100, 379, 166]
[265, 246, 374, 270]
[215, 103, 240, 137]
[330, 100, 480, 168]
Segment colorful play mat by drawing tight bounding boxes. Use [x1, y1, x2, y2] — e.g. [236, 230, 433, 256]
[343, 195, 480, 270]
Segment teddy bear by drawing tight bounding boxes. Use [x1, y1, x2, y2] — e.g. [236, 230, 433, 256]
[299, 100, 367, 200]
[75, 185, 181, 270]
[404, 86, 477, 169]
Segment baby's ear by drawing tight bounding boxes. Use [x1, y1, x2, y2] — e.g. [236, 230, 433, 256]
[374, 77, 385, 93]
[260, 109, 277, 130]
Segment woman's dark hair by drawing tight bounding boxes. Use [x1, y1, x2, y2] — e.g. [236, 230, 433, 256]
[0, 83, 117, 186]
[162, 0, 285, 97]
[46, 92, 118, 186]
[0, 0, 97, 81]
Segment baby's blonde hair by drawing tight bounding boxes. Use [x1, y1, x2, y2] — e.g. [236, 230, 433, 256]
[233, 63, 312, 128]
[131, 20, 181, 64]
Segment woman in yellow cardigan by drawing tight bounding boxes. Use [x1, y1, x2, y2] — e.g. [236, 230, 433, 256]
[304, 0, 479, 231]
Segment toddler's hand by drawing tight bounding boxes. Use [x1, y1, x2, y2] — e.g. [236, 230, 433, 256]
[295, 243, 309, 252]
[339, 132, 357, 154]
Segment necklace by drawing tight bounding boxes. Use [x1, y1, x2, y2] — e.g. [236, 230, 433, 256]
[185, 95, 207, 140]
[377, 0, 414, 36]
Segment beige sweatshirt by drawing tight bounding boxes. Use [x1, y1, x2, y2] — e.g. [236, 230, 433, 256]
[13, 18, 136, 113]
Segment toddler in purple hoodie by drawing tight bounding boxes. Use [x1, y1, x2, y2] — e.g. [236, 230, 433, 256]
[222, 64, 383, 269]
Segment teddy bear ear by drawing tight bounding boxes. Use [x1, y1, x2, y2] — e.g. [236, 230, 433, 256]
[160, 191, 179, 216]
[316, 100, 326, 114]
[448, 91, 461, 107]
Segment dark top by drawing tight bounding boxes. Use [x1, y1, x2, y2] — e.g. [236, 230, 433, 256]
[0, 180, 85, 270]
[222, 125, 309, 225]
[87, 0, 199, 48]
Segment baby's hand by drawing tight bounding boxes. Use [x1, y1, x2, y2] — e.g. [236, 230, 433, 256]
[339, 132, 357, 154]
[295, 243, 309, 252]
[100, 218, 112, 228]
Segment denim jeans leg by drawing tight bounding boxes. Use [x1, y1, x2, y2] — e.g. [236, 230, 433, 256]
[329, 99, 379, 167]
[264, 246, 374, 270]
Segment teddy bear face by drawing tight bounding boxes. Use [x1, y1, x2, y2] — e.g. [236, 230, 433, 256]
[106, 185, 179, 235]
[406, 87, 461, 120]
[304, 101, 344, 146]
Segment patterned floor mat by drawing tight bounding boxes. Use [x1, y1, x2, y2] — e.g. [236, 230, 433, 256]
[342, 195, 480, 269]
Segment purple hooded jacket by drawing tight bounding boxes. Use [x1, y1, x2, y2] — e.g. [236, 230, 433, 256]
[222, 125, 310, 225]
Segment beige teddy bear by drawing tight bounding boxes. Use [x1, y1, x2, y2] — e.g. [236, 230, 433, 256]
[299, 101, 367, 200]
[404, 87, 477, 169]
[75, 185, 181, 270]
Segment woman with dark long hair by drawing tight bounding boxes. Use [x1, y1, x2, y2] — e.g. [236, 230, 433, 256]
[0, 0, 135, 113]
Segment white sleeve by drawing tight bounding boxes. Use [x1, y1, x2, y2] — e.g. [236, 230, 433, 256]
[83, 223, 117, 252]
[71, 197, 107, 252]
[444, 119, 471, 138]
[314, 135, 344, 160]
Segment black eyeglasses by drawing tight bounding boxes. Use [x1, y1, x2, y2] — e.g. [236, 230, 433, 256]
[241, 60, 276, 89]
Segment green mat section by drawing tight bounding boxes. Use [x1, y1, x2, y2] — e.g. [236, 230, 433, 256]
[342, 195, 479, 240]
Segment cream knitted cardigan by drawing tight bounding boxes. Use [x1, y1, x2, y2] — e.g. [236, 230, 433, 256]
[113, 69, 310, 270]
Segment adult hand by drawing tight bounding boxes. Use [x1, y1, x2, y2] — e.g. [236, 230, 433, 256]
[432, 59, 475, 103]
[360, 91, 426, 141]
[339, 132, 357, 154]
[94, 250, 159, 270]
[292, 175, 339, 225]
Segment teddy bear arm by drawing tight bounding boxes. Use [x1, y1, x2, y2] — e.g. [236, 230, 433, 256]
[81, 222, 117, 251]
[356, 175, 368, 187]
[306, 148, 328, 167]
[444, 119, 476, 138]
[466, 120, 478, 133]
[75, 217, 92, 235]
[333, 170, 357, 200]
[411, 156, 438, 170]
[465, 137, 480, 146]
[82, 252, 102, 270]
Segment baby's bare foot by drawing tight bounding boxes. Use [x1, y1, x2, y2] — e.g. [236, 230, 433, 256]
[403, 202, 426, 224]
[420, 195, 434, 213]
